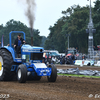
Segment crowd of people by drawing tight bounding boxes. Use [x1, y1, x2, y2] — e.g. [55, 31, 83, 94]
[60, 53, 76, 65]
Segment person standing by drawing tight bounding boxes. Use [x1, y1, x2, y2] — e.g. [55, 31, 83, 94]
[65, 48, 68, 56]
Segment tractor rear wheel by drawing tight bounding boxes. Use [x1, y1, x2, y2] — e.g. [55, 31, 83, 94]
[47, 64, 57, 82]
[17, 64, 27, 83]
[0, 49, 15, 81]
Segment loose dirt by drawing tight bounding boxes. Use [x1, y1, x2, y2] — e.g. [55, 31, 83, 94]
[0, 65, 100, 100]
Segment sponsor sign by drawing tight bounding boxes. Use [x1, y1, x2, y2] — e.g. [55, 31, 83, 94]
[75, 60, 83, 65]
[94, 61, 100, 66]
[90, 60, 94, 66]
[84, 60, 90, 66]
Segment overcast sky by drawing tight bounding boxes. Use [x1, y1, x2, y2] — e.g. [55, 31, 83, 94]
[0, 0, 95, 37]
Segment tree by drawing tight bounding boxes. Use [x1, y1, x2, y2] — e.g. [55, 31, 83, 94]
[44, 5, 90, 53]
[93, 0, 100, 46]
[62, 5, 89, 53]
[0, 19, 42, 46]
[44, 18, 66, 52]
[40, 36, 47, 47]
[33, 29, 42, 46]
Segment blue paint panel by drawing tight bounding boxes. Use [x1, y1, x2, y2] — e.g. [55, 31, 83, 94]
[32, 63, 52, 76]
[21, 44, 44, 54]
[14, 58, 22, 63]
[2, 46, 15, 60]
[11, 65, 18, 71]
[27, 68, 34, 72]
[35, 68, 52, 76]
[22, 63, 51, 76]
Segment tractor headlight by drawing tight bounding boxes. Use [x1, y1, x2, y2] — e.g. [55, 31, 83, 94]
[22, 55, 26, 63]
[22, 55, 26, 59]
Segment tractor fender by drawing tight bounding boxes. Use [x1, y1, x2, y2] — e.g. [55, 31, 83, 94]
[0, 46, 15, 60]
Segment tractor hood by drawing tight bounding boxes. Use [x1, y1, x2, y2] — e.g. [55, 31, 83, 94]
[21, 44, 44, 53]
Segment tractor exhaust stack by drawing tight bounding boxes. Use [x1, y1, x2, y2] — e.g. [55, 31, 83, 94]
[30, 28, 33, 46]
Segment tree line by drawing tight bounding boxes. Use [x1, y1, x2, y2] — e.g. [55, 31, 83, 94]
[44, 0, 100, 53]
[0, 0, 100, 53]
[0, 19, 45, 47]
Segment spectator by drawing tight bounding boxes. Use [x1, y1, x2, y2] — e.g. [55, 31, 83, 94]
[71, 53, 75, 64]
[65, 48, 68, 56]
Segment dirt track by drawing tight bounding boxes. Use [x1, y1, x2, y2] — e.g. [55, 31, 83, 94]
[0, 65, 100, 100]
[57, 64, 100, 71]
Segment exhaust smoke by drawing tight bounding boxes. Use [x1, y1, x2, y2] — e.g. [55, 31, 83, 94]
[25, 0, 36, 29]
[17, 0, 36, 46]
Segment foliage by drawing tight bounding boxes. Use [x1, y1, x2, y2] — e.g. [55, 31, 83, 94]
[45, 0, 100, 53]
[93, 0, 100, 46]
[44, 18, 66, 52]
[58, 73, 100, 78]
[63, 5, 90, 53]
[40, 36, 47, 47]
[0, 19, 43, 46]
[1, 0, 100, 53]
[44, 5, 90, 53]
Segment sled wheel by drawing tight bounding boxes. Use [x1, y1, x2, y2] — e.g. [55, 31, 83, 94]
[17, 64, 27, 83]
[47, 64, 57, 82]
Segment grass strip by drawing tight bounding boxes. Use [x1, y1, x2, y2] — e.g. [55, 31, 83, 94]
[57, 73, 100, 78]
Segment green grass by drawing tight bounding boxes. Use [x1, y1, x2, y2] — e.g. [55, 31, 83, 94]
[57, 73, 100, 78]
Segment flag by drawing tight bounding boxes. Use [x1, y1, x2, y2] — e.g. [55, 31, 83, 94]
[1, 35, 4, 47]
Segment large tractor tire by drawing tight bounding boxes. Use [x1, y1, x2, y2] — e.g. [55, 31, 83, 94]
[47, 64, 57, 82]
[27, 72, 41, 81]
[0, 49, 15, 81]
[17, 64, 27, 83]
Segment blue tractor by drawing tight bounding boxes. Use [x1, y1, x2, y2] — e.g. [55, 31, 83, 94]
[0, 31, 57, 83]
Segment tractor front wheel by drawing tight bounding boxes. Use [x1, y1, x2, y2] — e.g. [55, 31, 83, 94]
[47, 64, 57, 82]
[17, 64, 27, 83]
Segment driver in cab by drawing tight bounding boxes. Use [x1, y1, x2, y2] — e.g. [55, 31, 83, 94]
[14, 34, 25, 57]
